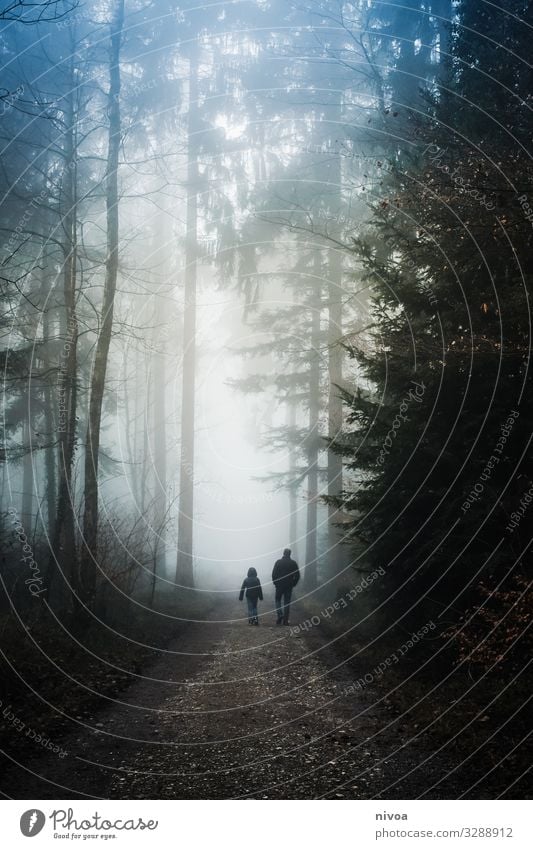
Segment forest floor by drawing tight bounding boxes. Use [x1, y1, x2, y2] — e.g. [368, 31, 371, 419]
[0, 596, 528, 800]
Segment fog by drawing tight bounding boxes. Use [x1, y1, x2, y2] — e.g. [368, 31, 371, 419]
[1, 1, 376, 618]
[2, 0, 531, 805]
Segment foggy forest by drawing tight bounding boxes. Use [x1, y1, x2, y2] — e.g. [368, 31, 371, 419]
[0, 0, 531, 801]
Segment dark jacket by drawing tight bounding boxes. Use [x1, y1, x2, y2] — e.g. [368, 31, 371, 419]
[272, 554, 300, 592]
[239, 575, 263, 602]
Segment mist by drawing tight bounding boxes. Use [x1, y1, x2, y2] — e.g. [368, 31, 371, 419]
[1, 0, 531, 805]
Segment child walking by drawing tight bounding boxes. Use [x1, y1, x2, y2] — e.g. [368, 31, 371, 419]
[239, 567, 263, 625]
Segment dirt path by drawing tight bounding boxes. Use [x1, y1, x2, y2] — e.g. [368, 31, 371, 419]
[3, 598, 458, 799]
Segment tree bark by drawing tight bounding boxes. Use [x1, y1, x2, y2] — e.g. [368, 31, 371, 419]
[153, 283, 168, 584]
[304, 263, 322, 591]
[81, 0, 124, 608]
[49, 77, 79, 610]
[327, 244, 344, 579]
[140, 367, 151, 515]
[326, 104, 345, 580]
[287, 398, 298, 550]
[176, 50, 199, 590]
[21, 416, 34, 533]
[40, 244, 57, 538]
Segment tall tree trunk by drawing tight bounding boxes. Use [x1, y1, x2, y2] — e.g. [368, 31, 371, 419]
[140, 367, 151, 515]
[21, 417, 34, 533]
[326, 111, 345, 579]
[327, 245, 344, 578]
[152, 258, 168, 582]
[287, 398, 298, 550]
[304, 264, 322, 591]
[41, 247, 57, 538]
[176, 50, 199, 590]
[81, 0, 124, 608]
[49, 78, 79, 609]
[436, 0, 453, 83]
[122, 355, 139, 506]
[131, 345, 144, 505]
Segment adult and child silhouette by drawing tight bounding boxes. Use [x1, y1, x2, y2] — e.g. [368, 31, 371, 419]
[239, 548, 300, 626]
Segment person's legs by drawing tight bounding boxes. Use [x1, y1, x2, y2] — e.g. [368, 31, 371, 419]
[275, 589, 283, 623]
[247, 597, 254, 623]
[251, 600, 258, 624]
[282, 588, 293, 624]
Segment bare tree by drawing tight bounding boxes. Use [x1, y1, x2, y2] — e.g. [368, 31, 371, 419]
[0, 0, 76, 23]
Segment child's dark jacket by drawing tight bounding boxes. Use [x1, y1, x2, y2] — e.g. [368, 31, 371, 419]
[239, 576, 263, 602]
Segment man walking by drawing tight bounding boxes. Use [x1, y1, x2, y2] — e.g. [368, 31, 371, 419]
[272, 548, 300, 625]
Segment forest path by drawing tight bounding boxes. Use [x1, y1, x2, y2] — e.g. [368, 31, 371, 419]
[5, 597, 456, 799]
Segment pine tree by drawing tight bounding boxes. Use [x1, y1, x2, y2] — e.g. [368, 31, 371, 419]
[332, 0, 533, 619]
